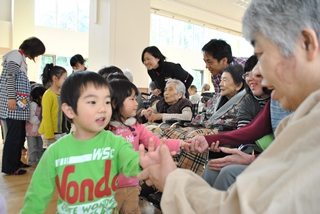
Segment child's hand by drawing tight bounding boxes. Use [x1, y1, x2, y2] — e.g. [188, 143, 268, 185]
[139, 138, 168, 169]
[180, 140, 191, 152]
[185, 135, 209, 153]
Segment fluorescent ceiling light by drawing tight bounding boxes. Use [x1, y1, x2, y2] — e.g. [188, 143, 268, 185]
[230, 0, 251, 9]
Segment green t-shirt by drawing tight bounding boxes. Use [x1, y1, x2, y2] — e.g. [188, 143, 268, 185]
[20, 130, 141, 214]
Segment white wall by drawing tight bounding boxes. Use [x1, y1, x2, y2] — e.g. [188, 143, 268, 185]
[88, 0, 151, 88]
[0, 0, 248, 89]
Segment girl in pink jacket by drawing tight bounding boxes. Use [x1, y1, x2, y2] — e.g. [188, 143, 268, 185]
[107, 79, 186, 213]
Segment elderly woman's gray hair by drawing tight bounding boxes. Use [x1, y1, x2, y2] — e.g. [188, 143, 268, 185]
[166, 79, 186, 96]
[242, 0, 320, 57]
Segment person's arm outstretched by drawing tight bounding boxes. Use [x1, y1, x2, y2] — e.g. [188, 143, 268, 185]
[204, 100, 272, 147]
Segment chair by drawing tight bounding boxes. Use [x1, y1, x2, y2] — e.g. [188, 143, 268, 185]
[201, 91, 216, 103]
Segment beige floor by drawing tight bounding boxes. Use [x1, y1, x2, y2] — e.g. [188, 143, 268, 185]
[0, 140, 162, 214]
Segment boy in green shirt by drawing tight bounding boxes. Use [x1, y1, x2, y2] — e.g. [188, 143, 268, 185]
[21, 71, 152, 213]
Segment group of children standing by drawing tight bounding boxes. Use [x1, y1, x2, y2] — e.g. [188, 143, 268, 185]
[0, 37, 188, 213]
[1, 37, 190, 213]
[20, 70, 189, 213]
[25, 63, 68, 167]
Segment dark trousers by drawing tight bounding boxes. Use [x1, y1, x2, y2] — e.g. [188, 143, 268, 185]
[1, 119, 26, 174]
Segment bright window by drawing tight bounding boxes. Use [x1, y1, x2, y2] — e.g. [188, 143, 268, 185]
[189, 69, 204, 93]
[151, 14, 253, 56]
[35, 0, 89, 32]
[40, 55, 89, 82]
[150, 14, 253, 90]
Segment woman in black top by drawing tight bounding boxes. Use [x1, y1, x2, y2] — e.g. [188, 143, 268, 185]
[141, 46, 193, 98]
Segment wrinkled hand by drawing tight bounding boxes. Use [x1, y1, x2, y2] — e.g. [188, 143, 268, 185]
[148, 113, 162, 123]
[8, 99, 16, 110]
[185, 135, 209, 153]
[153, 89, 162, 96]
[142, 109, 153, 119]
[207, 147, 255, 171]
[210, 141, 221, 152]
[138, 144, 177, 192]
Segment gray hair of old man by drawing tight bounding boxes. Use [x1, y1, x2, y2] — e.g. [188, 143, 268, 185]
[166, 79, 186, 96]
[242, 0, 320, 57]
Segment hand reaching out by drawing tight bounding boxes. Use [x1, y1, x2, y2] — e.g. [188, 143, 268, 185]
[139, 137, 177, 169]
[138, 144, 177, 192]
[210, 141, 221, 152]
[139, 138, 164, 169]
[180, 140, 191, 152]
[142, 109, 153, 119]
[147, 113, 162, 123]
[185, 135, 209, 153]
[207, 147, 255, 171]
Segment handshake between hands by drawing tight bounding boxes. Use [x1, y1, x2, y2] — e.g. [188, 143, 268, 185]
[138, 136, 209, 191]
[138, 136, 255, 191]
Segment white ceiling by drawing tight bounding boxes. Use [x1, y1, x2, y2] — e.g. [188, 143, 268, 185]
[173, 0, 249, 22]
[151, 0, 251, 34]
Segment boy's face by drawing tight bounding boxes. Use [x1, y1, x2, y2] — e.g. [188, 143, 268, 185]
[63, 84, 112, 140]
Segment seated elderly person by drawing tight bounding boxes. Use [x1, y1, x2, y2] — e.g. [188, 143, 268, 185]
[203, 64, 246, 130]
[153, 64, 246, 177]
[139, 79, 193, 123]
[201, 83, 210, 93]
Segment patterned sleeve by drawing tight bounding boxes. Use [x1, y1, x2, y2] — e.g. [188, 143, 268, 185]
[6, 61, 20, 99]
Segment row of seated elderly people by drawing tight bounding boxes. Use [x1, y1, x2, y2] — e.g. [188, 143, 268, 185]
[98, 56, 292, 211]
[134, 55, 292, 208]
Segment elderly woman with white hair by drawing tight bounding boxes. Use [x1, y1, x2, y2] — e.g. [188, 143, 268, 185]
[140, 79, 193, 123]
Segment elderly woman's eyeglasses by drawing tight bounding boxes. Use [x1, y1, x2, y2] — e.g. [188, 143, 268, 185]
[242, 72, 252, 80]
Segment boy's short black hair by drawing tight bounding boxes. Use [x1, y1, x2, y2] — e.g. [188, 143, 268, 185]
[61, 71, 112, 116]
[70, 54, 85, 67]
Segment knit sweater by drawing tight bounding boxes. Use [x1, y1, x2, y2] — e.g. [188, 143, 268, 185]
[205, 100, 272, 147]
[161, 89, 320, 214]
[38, 89, 67, 139]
